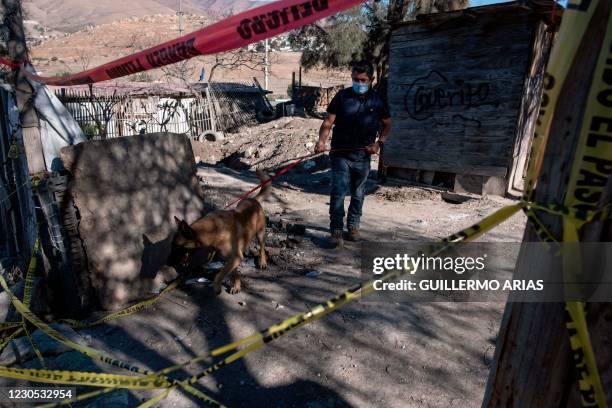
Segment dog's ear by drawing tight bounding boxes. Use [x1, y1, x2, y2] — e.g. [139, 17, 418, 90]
[178, 220, 196, 239]
[174, 216, 182, 227]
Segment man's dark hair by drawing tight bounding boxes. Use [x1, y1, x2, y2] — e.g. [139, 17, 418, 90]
[351, 60, 374, 78]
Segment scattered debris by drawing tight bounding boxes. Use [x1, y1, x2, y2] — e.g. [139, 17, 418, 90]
[375, 186, 441, 202]
[306, 270, 322, 278]
[207, 262, 224, 270]
[151, 282, 167, 294]
[186, 277, 212, 285]
[0, 323, 88, 366]
[265, 247, 282, 257]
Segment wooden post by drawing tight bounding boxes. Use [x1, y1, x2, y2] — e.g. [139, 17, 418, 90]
[2, 1, 82, 316]
[291, 71, 296, 100]
[3, 0, 47, 175]
[483, 2, 612, 405]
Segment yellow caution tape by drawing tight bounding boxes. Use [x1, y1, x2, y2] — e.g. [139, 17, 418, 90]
[0, 274, 163, 376]
[140, 204, 523, 407]
[0, 366, 170, 389]
[523, 0, 599, 199]
[528, 203, 611, 223]
[59, 251, 215, 330]
[23, 325, 46, 368]
[0, 322, 22, 331]
[0, 327, 24, 352]
[22, 237, 39, 309]
[59, 275, 185, 330]
[0, 271, 223, 407]
[560, 0, 612, 405]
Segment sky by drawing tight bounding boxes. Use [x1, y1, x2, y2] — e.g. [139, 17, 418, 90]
[469, 0, 509, 6]
[470, 0, 566, 6]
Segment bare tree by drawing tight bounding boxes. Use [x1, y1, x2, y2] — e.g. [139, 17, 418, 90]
[125, 32, 146, 53]
[75, 48, 91, 71]
[149, 97, 182, 132]
[79, 85, 121, 139]
[160, 59, 196, 87]
[207, 47, 265, 82]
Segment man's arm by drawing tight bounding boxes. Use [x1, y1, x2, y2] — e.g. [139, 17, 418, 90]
[315, 113, 336, 153]
[365, 116, 391, 154]
[378, 117, 391, 143]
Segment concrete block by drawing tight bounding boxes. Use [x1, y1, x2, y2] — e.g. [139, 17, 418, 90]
[60, 133, 209, 310]
[419, 170, 436, 185]
[483, 176, 507, 196]
[454, 174, 484, 195]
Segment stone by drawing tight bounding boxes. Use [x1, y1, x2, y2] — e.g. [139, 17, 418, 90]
[0, 323, 88, 366]
[302, 160, 316, 171]
[306, 270, 322, 278]
[265, 247, 281, 256]
[0, 278, 50, 323]
[59, 133, 206, 311]
[454, 174, 484, 195]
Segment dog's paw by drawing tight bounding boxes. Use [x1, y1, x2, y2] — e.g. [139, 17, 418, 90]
[229, 286, 241, 295]
[257, 257, 268, 269]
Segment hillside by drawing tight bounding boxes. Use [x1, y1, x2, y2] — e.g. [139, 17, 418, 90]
[22, 0, 254, 34]
[28, 14, 351, 96]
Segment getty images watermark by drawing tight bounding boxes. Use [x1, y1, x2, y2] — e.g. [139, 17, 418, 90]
[360, 243, 612, 302]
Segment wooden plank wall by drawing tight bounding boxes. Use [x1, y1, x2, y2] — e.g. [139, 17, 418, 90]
[507, 21, 554, 195]
[385, 7, 540, 179]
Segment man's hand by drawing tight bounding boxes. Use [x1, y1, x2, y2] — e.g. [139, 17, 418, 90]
[314, 140, 327, 154]
[365, 142, 380, 154]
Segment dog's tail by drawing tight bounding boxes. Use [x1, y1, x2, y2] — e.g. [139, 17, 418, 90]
[255, 169, 271, 203]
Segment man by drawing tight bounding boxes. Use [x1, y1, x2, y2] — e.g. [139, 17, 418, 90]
[315, 60, 392, 247]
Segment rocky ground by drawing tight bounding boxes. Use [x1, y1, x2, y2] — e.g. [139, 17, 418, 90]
[0, 117, 528, 407]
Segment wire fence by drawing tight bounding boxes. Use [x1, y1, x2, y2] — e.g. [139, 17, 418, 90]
[54, 82, 266, 140]
[55, 90, 215, 140]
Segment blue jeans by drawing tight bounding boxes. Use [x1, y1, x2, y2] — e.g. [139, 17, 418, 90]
[329, 155, 371, 231]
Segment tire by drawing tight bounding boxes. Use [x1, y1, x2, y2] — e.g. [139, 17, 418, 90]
[256, 109, 276, 123]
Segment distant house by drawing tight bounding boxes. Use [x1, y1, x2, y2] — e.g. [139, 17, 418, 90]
[53, 80, 270, 139]
[383, 1, 560, 195]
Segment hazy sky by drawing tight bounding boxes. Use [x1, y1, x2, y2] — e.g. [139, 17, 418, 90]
[470, 0, 509, 6]
[470, 0, 564, 6]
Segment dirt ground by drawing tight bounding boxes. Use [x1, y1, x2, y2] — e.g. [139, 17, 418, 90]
[0, 118, 528, 407]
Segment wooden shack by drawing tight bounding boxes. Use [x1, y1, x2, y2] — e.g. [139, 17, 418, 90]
[383, 1, 560, 195]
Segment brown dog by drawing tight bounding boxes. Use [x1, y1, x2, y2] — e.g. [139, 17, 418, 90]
[167, 170, 271, 295]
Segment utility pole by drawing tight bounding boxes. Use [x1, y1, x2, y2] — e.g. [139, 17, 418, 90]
[263, 38, 269, 90]
[178, 0, 184, 36]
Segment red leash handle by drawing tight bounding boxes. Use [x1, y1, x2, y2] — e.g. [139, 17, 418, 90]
[224, 155, 307, 208]
[223, 147, 370, 208]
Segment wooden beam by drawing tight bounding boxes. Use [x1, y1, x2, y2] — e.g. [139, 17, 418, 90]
[483, 1, 612, 405]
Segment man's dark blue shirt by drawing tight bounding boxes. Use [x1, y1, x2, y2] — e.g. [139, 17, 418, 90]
[327, 87, 390, 160]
